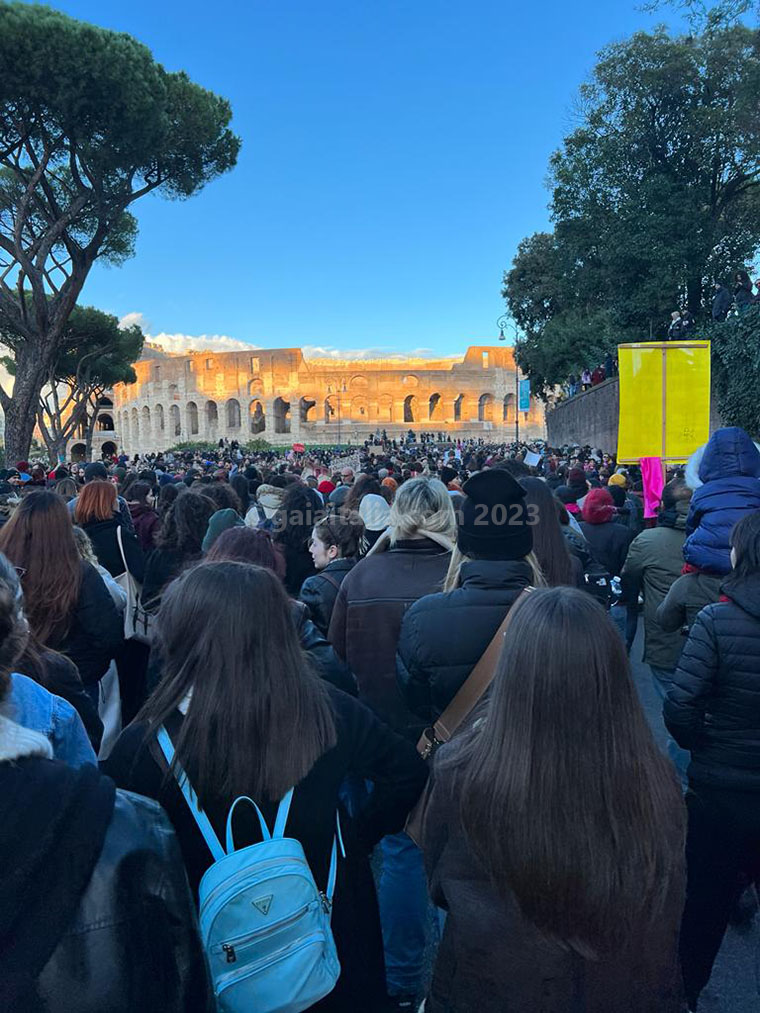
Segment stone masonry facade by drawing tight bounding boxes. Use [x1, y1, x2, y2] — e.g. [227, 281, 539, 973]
[110, 345, 546, 454]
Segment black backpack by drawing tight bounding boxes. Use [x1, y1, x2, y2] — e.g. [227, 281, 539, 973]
[583, 562, 616, 610]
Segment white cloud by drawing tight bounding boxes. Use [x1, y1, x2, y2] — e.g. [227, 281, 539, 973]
[118, 312, 258, 355]
[302, 345, 439, 360]
[118, 311, 147, 331]
[147, 332, 258, 354]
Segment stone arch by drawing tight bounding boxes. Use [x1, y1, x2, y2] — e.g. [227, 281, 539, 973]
[248, 378, 263, 398]
[249, 400, 265, 434]
[226, 398, 241, 429]
[350, 374, 369, 389]
[141, 405, 151, 440]
[478, 393, 495, 422]
[97, 413, 114, 431]
[155, 404, 165, 432]
[350, 396, 368, 421]
[402, 374, 419, 388]
[206, 400, 218, 431]
[97, 395, 113, 409]
[324, 395, 337, 425]
[404, 394, 418, 423]
[168, 383, 179, 400]
[503, 393, 515, 423]
[71, 443, 87, 462]
[453, 394, 466, 422]
[299, 396, 317, 423]
[101, 441, 117, 457]
[187, 401, 199, 436]
[170, 404, 181, 437]
[273, 396, 291, 434]
[377, 395, 393, 423]
[428, 392, 442, 421]
[121, 411, 130, 444]
[131, 407, 140, 443]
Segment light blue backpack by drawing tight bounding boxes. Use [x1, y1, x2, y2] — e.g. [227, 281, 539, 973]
[157, 727, 342, 1013]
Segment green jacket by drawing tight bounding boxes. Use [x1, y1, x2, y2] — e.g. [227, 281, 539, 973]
[655, 570, 723, 636]
[619, 503, 688, 670]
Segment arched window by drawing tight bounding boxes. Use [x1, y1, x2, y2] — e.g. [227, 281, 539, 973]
[377, 395, 393, 423]
[155, 404, 165, 432]
[131, 407, 140, 442]
[478, 393, 494, 423]
[428, 393, 442, 421]
[453, 394, 466, 422]
[206, 401, 218, 428]
[273, 396, 291, 434]
[404, 394, 417, 423]
[226, 398, 241, 429]
[141, 405, 151, 438]
[170, 404, 181, 437]
[299, 397, 316, 423]
[187, 401, 199, 435]
[249, 400, 265, 434]
[97, 414, 114, 431]
[503, 393, 514, 423]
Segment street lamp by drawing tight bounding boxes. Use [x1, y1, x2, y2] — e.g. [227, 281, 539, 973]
[327, 380, 348, 447]
[497, 313, 521, 444]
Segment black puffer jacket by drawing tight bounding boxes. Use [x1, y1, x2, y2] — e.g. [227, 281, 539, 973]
[299, 558, 356, 635]
[81, 515, 145, 583]
[664, 572, 760, 791]
[396, 559, 533, 723]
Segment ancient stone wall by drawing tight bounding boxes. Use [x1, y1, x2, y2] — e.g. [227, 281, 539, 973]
[545, 379, 620, 452]
[112, 345, 546, 453]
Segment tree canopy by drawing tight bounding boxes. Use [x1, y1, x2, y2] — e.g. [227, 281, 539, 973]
[0, 3, 240, 459]
[504, 24, 760, 395]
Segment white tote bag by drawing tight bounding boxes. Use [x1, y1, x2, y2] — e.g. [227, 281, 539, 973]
[115, 525, 153, 644]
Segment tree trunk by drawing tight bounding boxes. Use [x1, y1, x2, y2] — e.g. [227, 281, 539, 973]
[84, 403, 99, 461]
[3, 354, 47, 465]
[687, 277, 703, 318]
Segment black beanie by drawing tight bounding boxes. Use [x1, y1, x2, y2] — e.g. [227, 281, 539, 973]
[458, 469, 533, 560]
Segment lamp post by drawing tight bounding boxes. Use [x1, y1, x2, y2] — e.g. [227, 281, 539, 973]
[497, 313, 521, 444]
[328, 380, 347, 447]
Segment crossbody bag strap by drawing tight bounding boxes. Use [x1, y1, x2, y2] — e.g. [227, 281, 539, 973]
[115, 523, 129, 574]
[417, 585, 535, 759]
[156, 725, 226, 861]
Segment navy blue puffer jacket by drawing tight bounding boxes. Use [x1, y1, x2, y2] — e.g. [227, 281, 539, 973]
[664, 573, 760, 791]
[683, 428, 760, 575]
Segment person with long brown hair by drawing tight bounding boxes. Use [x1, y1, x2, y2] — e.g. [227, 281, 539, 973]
[0, 491, 122, 690]
[520, 476, 583, 587]
[104, 561, 426, 1013]
[421, 587, 686, 1012]
[74, 480, 145, 582]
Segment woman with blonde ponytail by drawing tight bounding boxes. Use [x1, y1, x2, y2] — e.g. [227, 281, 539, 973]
[397, 468, 541, 724]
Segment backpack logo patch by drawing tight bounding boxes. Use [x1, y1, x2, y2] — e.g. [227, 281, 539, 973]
[252, 894, 273, 916]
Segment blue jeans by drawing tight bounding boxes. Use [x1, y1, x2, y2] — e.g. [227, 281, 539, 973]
[609, 604, 637, 653]
[650, 665, 690, 789]
[377, 831, 429, 997]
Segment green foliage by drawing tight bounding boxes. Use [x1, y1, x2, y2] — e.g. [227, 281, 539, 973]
[706, 307, 760, 436]
[504, 24, 760, 394]
[243, 438, 273, 452]
[0, 2, 241, 458]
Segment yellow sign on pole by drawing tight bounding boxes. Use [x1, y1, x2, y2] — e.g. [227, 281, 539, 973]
[617, 341, 711, 464]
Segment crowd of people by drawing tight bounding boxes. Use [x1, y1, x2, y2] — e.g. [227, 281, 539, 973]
[1, 426, 760, 1012]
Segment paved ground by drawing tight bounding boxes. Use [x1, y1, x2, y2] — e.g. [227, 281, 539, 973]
[630, 621, 760, 1012]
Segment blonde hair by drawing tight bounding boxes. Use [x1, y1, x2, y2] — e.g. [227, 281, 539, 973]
[389, 476, 456, 546]
[443, 545, 546, 593]
[71, 525, 99, 567]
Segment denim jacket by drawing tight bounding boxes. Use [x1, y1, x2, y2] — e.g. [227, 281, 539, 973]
[2, 672, 97, 767]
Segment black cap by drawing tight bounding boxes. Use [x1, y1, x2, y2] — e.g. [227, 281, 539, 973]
[84, 462, 108, 482]
[458, 470, 533, 560]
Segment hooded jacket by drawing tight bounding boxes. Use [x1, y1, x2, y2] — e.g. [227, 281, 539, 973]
[128, 501, 160, 553]
[683, 427, 760, 575]
[665, 572, 760, 791]
[0, 715, 209, 1013]
[619, 501, 689, 670]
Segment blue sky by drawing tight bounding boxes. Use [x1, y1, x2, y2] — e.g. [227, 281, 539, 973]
[42, 0, 682, 358]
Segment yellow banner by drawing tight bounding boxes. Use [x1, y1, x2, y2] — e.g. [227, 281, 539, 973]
[617, 341, 711, 464]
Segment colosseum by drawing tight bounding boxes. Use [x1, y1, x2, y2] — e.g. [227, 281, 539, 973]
[108, 344, 545, 455]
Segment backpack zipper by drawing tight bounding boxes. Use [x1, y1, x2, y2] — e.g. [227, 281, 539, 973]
[211, 901, 315, 962]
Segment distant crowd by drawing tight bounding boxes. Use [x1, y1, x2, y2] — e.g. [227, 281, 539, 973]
[2, 427, 760, 1012]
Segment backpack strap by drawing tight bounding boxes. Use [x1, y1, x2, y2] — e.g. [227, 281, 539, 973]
[156, 725, 226, 862]
[319, 571, 342, 593]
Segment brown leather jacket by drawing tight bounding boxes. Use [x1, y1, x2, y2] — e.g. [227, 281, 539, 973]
[328, 537, 451, 736]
